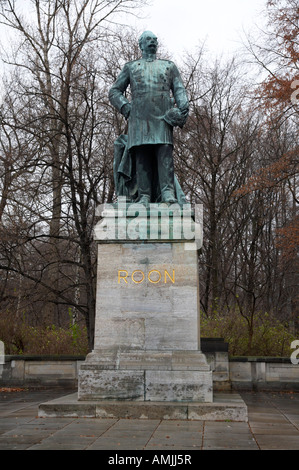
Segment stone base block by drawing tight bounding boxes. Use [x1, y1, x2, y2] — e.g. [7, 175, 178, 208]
[145, 370, 212, 402]
[78, 349, 213, 402]
[78, 368, 145, 401]
[78, 366, 213, 402]
[83, 349, 211, 370]
[38, 392, 248, 422]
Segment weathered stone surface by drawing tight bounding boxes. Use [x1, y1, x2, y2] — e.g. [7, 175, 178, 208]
[25, 361, 77, 379]
[78, 369, 145, 401]
[79, 350, 213, 402]
[188, 403, 248, 422]
[145, 370, 213, 402]
[92, 242, 200, 352]
[83, 350, 210, 371]
[78, 215, 212, 403]
[38, 392, 248, 421]
[171, 351, 211, 371]
[93, 206, 202, 247]
[94, 318, 145, 350]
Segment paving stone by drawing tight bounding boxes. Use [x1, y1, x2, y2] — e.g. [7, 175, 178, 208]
[109, 418, 160, 430]
[147, 431, 203, 448]
[202, 438, 259, 450]
[29, 439, 90, 450]
[1, 387, 299, 450]
[204, 421, 251, 432]
[248, 412, 289, 423]
[87, 433, 152, 450]
[156, 420, 204, 432]
[145, 443, 202, 450]
[249, 422, 299, 435]
[256, 435, 299, 450]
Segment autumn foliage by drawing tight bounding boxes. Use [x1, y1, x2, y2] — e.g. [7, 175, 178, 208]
[241, 0, 299, 264]
[260, 0, 299, 113]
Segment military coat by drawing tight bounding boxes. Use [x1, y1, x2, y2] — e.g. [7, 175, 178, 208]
[109, 58, 189, 150]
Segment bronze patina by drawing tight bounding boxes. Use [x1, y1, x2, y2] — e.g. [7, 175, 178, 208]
[109, 31, 189, 205]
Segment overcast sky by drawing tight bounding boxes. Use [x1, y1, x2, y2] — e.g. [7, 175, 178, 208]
[0, 0, 267, 60]
[0, 0, 268, 70]
[127, 0, 267, 60]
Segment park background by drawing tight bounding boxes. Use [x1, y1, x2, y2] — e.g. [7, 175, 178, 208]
[0, 0, 298, 358]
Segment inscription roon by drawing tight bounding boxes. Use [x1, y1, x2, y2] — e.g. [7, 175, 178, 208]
[118, 269, 175, 284]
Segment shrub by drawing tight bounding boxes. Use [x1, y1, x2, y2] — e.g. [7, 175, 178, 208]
[0, 310, 88, 355]
[0, 308, 296, 357]
[201, 309, 297, 357]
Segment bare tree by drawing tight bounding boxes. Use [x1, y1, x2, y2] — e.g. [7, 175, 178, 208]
[0, 0, 148, 350]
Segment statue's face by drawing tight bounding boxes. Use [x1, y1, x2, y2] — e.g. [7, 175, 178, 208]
[141, 32, 158, 54]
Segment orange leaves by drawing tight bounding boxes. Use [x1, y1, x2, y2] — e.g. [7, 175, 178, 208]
[276, 216, 299, 261]
[259, 0, 299, 114]
[234, 149, 298, 196]
[0, 387, 27, 392]
[261, 75, 299, 108]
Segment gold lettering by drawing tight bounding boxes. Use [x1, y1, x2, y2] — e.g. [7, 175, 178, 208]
[164, 269, 175, 284]
[148, 269, 162, 284]
[118, 270, 128, 284]
[118, 269, 176, 284]
[132, 270, 145, 284]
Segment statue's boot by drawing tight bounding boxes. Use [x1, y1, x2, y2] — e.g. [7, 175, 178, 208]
[157, 145, 177, 204]
[135, 149, 152, 206]
[138, 195, 150, 208]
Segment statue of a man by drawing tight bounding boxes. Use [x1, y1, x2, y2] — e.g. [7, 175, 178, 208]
[109, 31, 189, 205]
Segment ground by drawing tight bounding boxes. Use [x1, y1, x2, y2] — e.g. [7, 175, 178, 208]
[0, 387, 299, 450]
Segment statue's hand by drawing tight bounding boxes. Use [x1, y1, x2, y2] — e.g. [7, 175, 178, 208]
[122, 103, 132, 119]
[180, 104, 189, 117]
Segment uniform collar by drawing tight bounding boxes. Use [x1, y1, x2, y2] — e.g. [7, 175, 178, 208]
[142, 54, 156, 62]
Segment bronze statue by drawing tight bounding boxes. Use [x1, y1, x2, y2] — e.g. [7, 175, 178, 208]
[109, 31, 189, 206]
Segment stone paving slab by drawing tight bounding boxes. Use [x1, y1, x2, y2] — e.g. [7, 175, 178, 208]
[0, 388, 299, 450]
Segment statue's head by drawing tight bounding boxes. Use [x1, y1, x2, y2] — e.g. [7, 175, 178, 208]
[139, 31, 158, 55]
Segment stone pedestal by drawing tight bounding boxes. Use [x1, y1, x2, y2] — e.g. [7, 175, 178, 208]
[78, 202, 213, 402]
